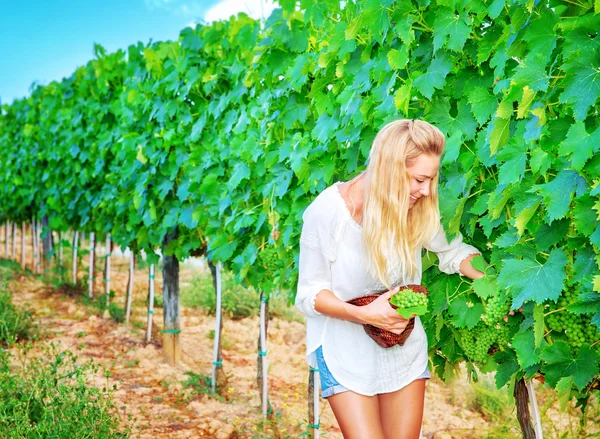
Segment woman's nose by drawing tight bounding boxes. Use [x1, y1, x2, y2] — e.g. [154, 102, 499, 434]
[420, 185, 430, 197]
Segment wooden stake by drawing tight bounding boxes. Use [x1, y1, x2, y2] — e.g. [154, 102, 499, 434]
[88, 233, 95, 299]
[146, 263, 155, 343]
[105, 233, 111, 308]
[308, 369, 321, 438]
[72, 231, 79, 285]
[11, 222, 16, 261]
[58, 231, 63, 281]
[20, 223, 25, 269]
[527, 380, 544, 439]
[515, 377, 536, 439]
[162, 228, 181, 365]
[4, 222, 8, 258]
[32, 219, 37, 273]
[125, 251, 134, 323]
[258, 291, 270, 418]
[212, 261, 223, 392]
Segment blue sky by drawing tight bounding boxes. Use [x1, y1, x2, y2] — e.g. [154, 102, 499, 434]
[0, 0, 276, 105]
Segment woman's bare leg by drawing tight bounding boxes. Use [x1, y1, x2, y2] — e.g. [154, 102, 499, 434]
[378, 378, 426, 439]
[328, 391, 386, 439]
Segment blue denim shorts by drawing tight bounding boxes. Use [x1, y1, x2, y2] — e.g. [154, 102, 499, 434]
[315, 346, 430, 398]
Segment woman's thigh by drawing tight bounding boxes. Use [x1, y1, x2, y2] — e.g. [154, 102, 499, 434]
[377, 378, 426, 439]
[328, 391, 386, 439]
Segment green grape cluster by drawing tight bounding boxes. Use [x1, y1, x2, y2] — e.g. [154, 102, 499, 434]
[391, 290, 428, 309]
[546, 287, 600, 351]
[259, 247, 279, 269]
[482, 293, 510, 326]
[457, 324, 509, 365]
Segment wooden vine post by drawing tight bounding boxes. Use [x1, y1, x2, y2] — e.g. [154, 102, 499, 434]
[41, 216, 52, 277]
[211, 261, 225, 392]
[162, 228, 181, 365]
[58, 231, 64, 281]
[11, 221, 16, 261]
[308, 368, 321, 438]
[125, 251, 135, 323]
[514, 378, 538, 439]
[32, 219, 38, 274]
[4, 222, 8, 258]
[72, 231, 79, 284]
[20, 223, 25, 269]
[257, 290, 273, 419]
[146, 263, 155, 343]
[88, 232, 95, 298]
[105, 233, 111, 308]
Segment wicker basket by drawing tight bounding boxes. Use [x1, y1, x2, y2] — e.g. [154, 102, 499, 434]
[346, 284, 428, 348]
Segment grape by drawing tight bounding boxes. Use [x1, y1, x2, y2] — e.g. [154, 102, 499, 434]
[457, 323, 511, 365]
[389, 289, 428, 313]
[545, 286, 600, 353]
[482, 292, 510, 326]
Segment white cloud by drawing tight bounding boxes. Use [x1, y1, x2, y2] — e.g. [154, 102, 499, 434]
[203, 0, 277, 23]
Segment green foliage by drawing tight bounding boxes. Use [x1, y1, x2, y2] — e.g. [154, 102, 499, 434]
[0, 282, 37, 346]
[182, 270, 301, 322]
[0, 345, 130, 438]
[1, 0, 600, 414]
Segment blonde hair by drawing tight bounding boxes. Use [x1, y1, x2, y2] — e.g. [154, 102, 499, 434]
[359, 119, 445, 287]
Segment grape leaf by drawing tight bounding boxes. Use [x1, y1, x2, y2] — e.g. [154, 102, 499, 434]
[560, 57, 600, 121]
[448, 295, 484, 329]
[490, 117, 510, 155]
[529, 147, 551, 176]
[512, 331, 540, 368]
[498, 248, 568, 309]
[432, 9, 472, 52]
[494, 350, 519, 389]
[533, 303, 544, 348]
[472, 276, 497, 299]
[413, 53, 453, 99]
[534, 219, 569, 251]
[559, 122, 600, 171]
[534, 170, 587, 223]
[540, 342, 600, 390]
[467, 86, 497, 125]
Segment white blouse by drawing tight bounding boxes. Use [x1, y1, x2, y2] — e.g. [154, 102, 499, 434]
[295, 182, 480, 396]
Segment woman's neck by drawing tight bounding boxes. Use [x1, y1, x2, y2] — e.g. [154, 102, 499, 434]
[342, 173, 366, 224]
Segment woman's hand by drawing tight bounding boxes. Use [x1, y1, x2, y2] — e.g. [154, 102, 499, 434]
[358, 287, 413, 335]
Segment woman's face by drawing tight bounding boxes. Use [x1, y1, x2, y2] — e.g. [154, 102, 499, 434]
[406, 153, 440, 209]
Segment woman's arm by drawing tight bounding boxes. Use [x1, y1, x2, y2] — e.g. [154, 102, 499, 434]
[459, 253, 485, 280]
[314, 287, 412, 335]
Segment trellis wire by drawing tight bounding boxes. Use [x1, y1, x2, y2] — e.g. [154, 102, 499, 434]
[125, 251, 134, 323]
[527, 380, 543, 439]
[211, 261, 223, 393]
[105, 233, 111, 308]
[259, 295, 268, 418]
[72, 231, 79, 284]
[146, 263, 155, 343]
[88, 233, 95, 298]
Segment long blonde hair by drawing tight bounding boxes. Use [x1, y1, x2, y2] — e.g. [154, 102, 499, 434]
[360, 119, 445, 287]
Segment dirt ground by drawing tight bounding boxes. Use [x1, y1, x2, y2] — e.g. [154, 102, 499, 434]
[2, 239, 508, 439]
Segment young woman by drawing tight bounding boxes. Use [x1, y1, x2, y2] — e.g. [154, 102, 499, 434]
[295, 119, 484, 439]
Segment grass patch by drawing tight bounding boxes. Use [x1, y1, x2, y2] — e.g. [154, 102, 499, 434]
[181, 271, 301, 322]
[0, 344, 131, 438]
[0, 277, 37, 346]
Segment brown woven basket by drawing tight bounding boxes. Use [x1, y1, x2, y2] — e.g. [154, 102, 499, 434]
[346, 284, 428, 348]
